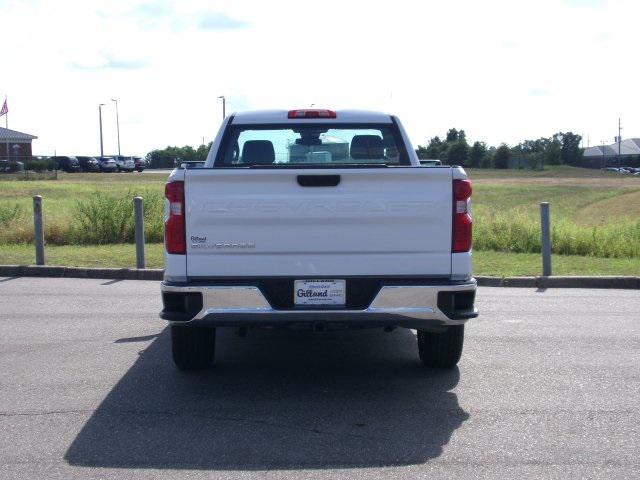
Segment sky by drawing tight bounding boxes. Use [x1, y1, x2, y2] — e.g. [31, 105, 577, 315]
[1, 0, 638, 156]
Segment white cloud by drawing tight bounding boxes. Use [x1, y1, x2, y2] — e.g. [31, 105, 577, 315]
[1, 0, 638, 156]
[70, 55, 149, 70]
[197, 12, 249, 30]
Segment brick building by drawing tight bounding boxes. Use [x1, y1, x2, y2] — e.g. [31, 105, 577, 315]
[0, 127, 38, 159]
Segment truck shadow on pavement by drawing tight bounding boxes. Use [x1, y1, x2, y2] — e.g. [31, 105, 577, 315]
[65, 327, 468, 470]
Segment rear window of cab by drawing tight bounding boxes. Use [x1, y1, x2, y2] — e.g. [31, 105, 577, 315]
[214, 123, 410, 167]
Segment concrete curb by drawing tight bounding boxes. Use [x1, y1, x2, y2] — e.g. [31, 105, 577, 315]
[0, 266, 638, 289]
[0, 265, 163, 281]
[476, 276, 539, 288]
[476, 275, 640, 289]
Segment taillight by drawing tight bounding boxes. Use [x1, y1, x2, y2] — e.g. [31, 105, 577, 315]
[452, 179, 472, 253]
[165, 180, 185, 254]
[288, 109, 336, 119]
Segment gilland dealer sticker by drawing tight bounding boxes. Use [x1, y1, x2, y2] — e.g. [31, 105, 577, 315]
[294, 279, 346, 306]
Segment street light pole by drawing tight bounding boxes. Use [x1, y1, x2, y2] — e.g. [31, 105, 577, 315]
[111, 98, 121, 156]
[218, 95, 226, 120]
[98, 103, 105, 157]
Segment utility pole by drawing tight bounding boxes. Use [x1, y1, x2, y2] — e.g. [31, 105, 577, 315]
[98, 103, 105, 157]
[111, 98, 121, 156]
[617, 118, 622, 167]
[218, 95, 226, 120]
[3, 96, 8, 160]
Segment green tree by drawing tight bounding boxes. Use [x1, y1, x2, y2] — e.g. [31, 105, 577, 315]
[447, 138, 469, 165]
[514, 138, 549, 156]
[484, 146, 496, 168]
[545, 138, 562, 165]
[493, 144, 511, 169]
[145, 144, 211, 168]
[416, 145, 429, 159]
[438, 143, 450, 162]
[468, 141, 487, 168]
[417, 136, 444, 159]
[196, 142, 213, 161]
[446, 128, 460, 143]
[556, 132, 583, 165]
[514, 137, 550, 170]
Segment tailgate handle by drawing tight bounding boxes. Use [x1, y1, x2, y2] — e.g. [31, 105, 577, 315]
[297, 175, 341, 187]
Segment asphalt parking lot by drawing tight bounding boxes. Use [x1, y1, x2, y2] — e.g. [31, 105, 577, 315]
[0, 277, 638, 479]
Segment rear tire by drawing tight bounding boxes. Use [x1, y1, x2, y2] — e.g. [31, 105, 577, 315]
[171, 326, 216, 370]
[417, 325, 464, 369]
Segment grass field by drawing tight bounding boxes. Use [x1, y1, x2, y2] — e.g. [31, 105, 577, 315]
[1, 166, 639, 275]
[2, 244, 638, 277]
[0, 173, 164, 244]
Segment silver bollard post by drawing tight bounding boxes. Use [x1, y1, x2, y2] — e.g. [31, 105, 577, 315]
[33, 195, 45, 265]
[540, 202, 552, 276]
[134, 196, 145, 269]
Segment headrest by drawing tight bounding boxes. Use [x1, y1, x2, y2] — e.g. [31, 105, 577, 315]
[295, 137, 322, 146]
[241, 140, 275, 165]
[350, 135, 384, 160]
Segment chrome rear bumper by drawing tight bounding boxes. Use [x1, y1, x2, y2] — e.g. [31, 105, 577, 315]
[160, 280, 477, 329]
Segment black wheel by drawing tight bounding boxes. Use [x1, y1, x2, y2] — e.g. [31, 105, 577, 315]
[171, 326, 216, 370]
[417, 325, 464, 369]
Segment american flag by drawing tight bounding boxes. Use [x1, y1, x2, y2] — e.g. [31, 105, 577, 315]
[0, 98, 7, 117]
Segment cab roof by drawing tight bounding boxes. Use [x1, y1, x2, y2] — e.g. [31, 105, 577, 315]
[230, 109, 393, 125]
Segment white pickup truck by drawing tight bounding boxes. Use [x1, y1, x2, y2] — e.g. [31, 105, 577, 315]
[160, 109, 477, 370]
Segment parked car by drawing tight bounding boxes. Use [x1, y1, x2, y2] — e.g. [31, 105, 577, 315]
[75, 156, 100, 172]
[133, 156, 147, 172]
[0, 160, 25, 172]
[161, 108, 478, 371]
[602, 167, 621, 173]
[180, 161, 205, 169]
[419, 159, 442, 166]
[52, 156, 81, 172]
[112, 156, 135, 172]
[96, 157, 118, 172]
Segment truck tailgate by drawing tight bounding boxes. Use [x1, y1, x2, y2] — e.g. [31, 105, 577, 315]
[184, 168, 452, 277]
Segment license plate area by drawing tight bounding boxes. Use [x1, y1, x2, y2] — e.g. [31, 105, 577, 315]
[294, 279, 346, 306]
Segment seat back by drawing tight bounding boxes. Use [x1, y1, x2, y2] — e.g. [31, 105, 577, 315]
[241, 140, 275, 165]
[350, 135, 384, 160]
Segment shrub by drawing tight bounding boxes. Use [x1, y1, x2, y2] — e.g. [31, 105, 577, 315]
[71, 190, 164, 244]
[474, 211, 640, 258]
[0, 203, 23, 228]
[25, 158, 56, 172]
